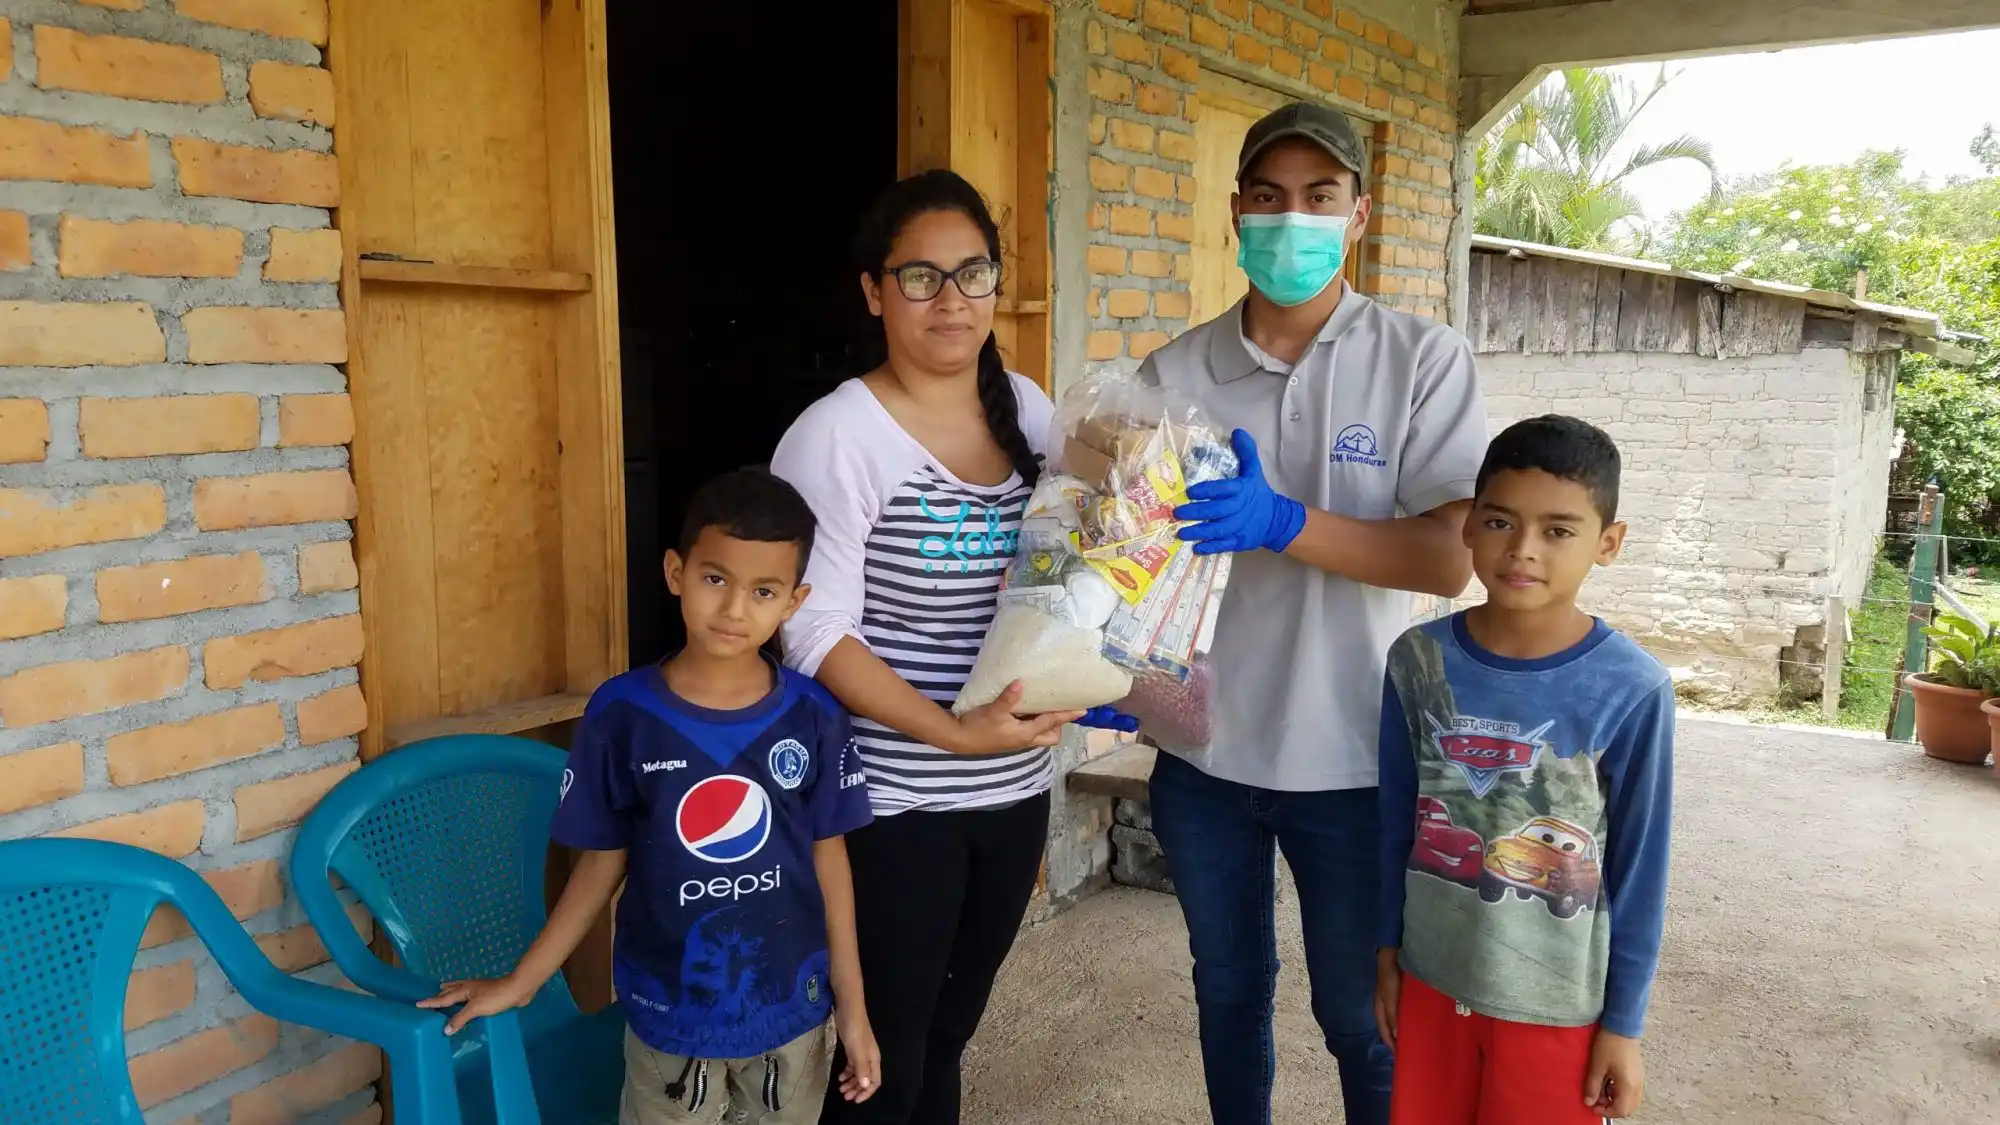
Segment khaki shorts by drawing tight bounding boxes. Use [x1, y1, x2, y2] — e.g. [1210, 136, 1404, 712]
[620, 1024, 831, 1125]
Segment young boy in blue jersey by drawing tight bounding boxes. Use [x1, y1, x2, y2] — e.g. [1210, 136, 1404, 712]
[422, 469, 880, 1122]
[1374, 416, 1673, 1124]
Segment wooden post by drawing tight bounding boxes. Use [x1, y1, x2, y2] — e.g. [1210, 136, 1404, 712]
[1821, 594, 1846, 722]
[1889, 483, 1945, 741]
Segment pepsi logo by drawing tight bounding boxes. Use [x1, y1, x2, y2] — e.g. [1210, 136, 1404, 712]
[675, 774, 772, 864]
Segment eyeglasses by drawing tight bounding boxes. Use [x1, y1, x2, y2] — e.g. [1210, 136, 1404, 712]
[882, 259, 1002, 302]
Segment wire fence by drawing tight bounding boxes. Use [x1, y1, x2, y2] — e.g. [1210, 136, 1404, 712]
[1878, 530, 2000, 547]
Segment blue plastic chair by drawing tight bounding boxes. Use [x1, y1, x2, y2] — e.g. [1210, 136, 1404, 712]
[0, 838, 466, 1125]
[289, 734, 625, 1125]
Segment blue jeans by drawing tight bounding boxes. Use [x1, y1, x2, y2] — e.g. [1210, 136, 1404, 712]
[1149, 749, 1394, 1125]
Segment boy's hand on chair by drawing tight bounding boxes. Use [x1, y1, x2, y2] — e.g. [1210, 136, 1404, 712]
[418, 975, 535, 1035]
[835, 1005, 882, 1103]
[1373, 948, 1401, 1049]
[1584, 1030, 1644, 1118]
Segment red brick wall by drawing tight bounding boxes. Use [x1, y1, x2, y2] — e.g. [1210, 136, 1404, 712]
[1082, 0, 1460, 365]
[0, 1, 380, 1121]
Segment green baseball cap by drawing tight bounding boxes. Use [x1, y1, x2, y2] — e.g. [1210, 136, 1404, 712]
[1236, 101, 1368, 190]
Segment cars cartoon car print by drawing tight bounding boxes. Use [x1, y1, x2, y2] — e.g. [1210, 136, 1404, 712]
[1479, 816, 1602, 919]
[1410, 795, 1483, 887]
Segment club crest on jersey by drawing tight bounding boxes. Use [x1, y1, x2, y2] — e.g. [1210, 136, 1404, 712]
[559, 768, 574, 803]
[1426, 715, 1554, 797]
[767, 739, 810, 791]
[676, 775, 772, 863]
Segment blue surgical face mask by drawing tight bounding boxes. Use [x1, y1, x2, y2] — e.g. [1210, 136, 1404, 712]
[1236, 210, 1354, 307]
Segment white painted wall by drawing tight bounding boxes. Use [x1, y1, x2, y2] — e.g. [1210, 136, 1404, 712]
[1478, 346, 1885, 701]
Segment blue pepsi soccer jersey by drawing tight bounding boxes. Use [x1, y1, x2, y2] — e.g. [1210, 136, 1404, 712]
[551, 658, 873, 1060]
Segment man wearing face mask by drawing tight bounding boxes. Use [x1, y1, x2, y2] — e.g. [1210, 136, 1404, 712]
[1137, 102, 1488, 1125]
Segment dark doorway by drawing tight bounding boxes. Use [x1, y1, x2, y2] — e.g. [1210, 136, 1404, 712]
[608, 3, 901, 667]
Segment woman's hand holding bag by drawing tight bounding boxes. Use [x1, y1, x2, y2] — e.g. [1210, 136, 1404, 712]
[949, 681, 1084, 754]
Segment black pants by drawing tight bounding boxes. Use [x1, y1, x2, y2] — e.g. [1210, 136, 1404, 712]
[821, 791, 1050, 1125]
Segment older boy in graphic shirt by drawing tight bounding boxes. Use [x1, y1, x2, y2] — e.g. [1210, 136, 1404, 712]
[1139, 101, 1487, 1125]
[1377, 416, 1673, 1122]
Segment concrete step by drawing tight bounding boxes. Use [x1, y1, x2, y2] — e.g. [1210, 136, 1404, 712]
[1067, 741, 1156, 803]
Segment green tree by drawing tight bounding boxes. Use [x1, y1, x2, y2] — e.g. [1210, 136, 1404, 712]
[1659, 150, 2000, 311]
[1656, 150, 1999, 374]
[1656, 150, 1915, 292]
[1973, 123, 1999, 176]
[1656, 144, 2000, 561]
[1893, 366, 2000, 548]
[1474, 67, 1719, 252]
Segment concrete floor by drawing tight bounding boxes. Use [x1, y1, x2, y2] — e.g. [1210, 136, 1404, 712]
[961, 717, 2000, 1124]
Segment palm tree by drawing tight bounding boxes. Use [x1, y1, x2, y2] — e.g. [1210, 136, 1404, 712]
[1475, 67, 1719, 253]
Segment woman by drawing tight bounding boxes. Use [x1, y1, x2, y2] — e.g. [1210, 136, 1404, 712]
[771, 170, 1126, 1124]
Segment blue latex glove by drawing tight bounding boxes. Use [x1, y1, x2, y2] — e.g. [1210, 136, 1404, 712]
[1077, 706, 1140, 733]
[1174, 429, 1307, 555]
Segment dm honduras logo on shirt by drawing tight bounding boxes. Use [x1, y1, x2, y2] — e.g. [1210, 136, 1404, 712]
[551, 658, 873, 1060]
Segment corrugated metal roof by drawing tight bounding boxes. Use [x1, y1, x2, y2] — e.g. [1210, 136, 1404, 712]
[1469, 234, 1957, 342]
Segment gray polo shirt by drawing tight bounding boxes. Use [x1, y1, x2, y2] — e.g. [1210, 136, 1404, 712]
[1139, 286, 1487, 791]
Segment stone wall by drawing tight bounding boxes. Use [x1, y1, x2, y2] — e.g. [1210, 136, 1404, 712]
[1035, 727, 1123, 918]
[1480, 346, 1880, 702]
[0, 2, 379, 1122]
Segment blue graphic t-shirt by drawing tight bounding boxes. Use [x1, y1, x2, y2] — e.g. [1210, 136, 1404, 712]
[551, 659, 873, 1059]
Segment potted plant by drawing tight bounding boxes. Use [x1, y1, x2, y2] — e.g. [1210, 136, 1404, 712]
[1909, 613, 2000, 764]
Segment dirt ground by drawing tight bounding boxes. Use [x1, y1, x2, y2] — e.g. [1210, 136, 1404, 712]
[961, 717, 2000, 1124]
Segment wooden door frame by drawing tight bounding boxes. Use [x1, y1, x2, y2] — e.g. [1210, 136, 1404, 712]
[899, 0, 1055, 389]
[327, 0, 628, 759]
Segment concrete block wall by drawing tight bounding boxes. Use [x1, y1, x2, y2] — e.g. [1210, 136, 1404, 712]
[1481, 347, 1877, 702]
[1080, 0, 1460, 369]
[0, 2, 379, 1123]
[1832, 350, 1897, 601]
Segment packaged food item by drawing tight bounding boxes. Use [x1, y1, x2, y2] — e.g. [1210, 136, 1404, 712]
[1117, 550, 1232, 762]
[952, 372, 1239, 732]
[1120, 657, 1216, 748]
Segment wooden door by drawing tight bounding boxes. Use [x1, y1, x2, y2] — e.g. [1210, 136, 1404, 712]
[1190, 89, 1268, 326]
[330, 0, 625, 758]
[1190, 74, 1365, 325]
[902, 0, 1053, 390]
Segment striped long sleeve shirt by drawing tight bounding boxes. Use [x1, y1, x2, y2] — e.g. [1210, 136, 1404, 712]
[771, 374, 1057, 816]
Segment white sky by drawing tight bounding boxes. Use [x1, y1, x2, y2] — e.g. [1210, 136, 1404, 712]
[1600, 29, 2000, 230]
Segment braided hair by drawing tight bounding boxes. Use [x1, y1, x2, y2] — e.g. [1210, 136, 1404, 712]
[853, 169, 1040, 487]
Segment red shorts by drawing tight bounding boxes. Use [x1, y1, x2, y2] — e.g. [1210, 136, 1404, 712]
[1389, 975, 1606, 1125]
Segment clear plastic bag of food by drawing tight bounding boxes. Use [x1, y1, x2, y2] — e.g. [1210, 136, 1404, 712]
[952, 372, 1238, 731]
